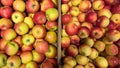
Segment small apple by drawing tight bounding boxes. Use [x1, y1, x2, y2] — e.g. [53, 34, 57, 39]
[76, 55, 89, 65]
[33, 11, 46, 25]
[70, 35, 80, 46]
[62, 14, 72, 24]
[11, 11, 24, 23]
[13, 0, 25, 12]
[92, 0, 105, 10]
[7, 55, 21, 68]
[26, 61, 38, 68]
[32, 25, 46, 39]
[0, 39, 8, 51]
[88, 48, 99, 59]
[1, 29, 17, 41]
[26, 0, 39, 13]
[24, 17, 34, 28]
[1, 0, 13, 6]
[84, 37, 94, 47]
[45, 21, 57, 31]
[0, 53, 7, 67]
[86, 11, 97, 23]
[0, 6, 13, 18]
[70, 6, 80, 17]
[78, 13, 86, 22]
[94, 41, 105, 52]
[20, 51, 32, 64]
[61, 36, 70, 48]
[22, 45, 33, 52]
[46, 8, 58, 21]
[62, 4, 69, 14]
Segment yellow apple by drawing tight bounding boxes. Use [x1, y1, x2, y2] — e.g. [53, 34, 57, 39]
[24, 17, 34, 28]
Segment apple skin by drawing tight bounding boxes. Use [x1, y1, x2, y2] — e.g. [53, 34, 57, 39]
[41, 0, 55, 12]
[62, 36, 70, 48]
[75, 65, 84, 68]
[92, 0, 104, 10]
[46, 8, 58, 21]
[84, 37, 94, 47]
[33, 12, 46, 25]
[1, 29, 17, 41]
[94, 41, 105, 52]
[85, 62, 95, 68]
[62, 0, 70, 4]
[70, 35, 80, 46]
[24, 17, 34, 28]
[65, 22, 79, 36]
[20, 51, 32, 64]
[95, 56, 108, 68]
[111, 14, 120, 25]
[20, 64, 26, 68]
[71, 0, 81, 6]
[1, 0, 13, 6]
[107, 21, 117, 30]
[70, 6, 80, 17]
[62, 4, 69, 14]
[26, 61, 38, 68]
[78, 13, 86, 22]
[32, 25, 46, 39]
[0, 39, 8, 51]
[7, 55, 21, 68]
[40, 61, 54, 68]
[45, 31, 57, 44]
[0, 18, 13, 30]
[111, 5, 120, 14]
[26, 0, 39, 13]
[11, 11, 24, 23]
[0, 53, 7, 67]
[34, 40, 49, 54]
[13, 0, 25, 12]
[63, 56, 77, 67]
[62, 63, 73, 68]
[104, 0, 114, 5]
[76, 55, 89, 65]
[88, 48, 99, 59]
[13, 36, 22, 47]
[0, 6, 13, 18]
[32, 50, 45, 63]
[81, 22, 93, 30]
[22, 45, 33, 52]
[66, 45, 78, 57]
[62, 14, 72, 24]
[86, 12, 97, 23]
[45, 21, 57, 31]
[45, 58, 57, 68]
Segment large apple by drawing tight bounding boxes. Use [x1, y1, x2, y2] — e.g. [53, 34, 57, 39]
[1, 0, 13, 6]
[0, 53, 7, 67]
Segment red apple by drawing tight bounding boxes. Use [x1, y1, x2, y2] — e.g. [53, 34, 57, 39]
[45, 58, 57, 68]
[1, 0, 13, 6]
[111, 4, 120, 14]
[26, 0, 40, 13]
[62, 0, 70, 4]
[41, 0, 55, 12]
[62, 14, 72, 24]
[107, 21, 117, 30]
[0, 6, 13, 18]
[40, 61, 54, 68]
[22, 45, 33, 52]
[78, 13, 86, 22]
[33, 12, 46, 25]
[70, 35, 80, 46]
[62, 36, 70, 48]
[13, 36, 22, 47]
[86, 11, 97, 23]
[45, 21, 57, 31]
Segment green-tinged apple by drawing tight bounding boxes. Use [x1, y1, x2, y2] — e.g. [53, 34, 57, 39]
[20, 51, 32, 64]
[76, 55, 89, 65]
[79, 44, 92, 56]
[1, 29, 17, 41]
[85, 62, 95, 68]
[70, 6, 80, 17]
[88, 48, 99, 59]
[92, 0, 104, 10]
[75, 65, 84, 68]
[0, 53, 7, 67]
[7, 55, 21, 68]
[71, 0, 81, 6]
[22, 45, 33, 52]
[1, 0, 13, 6]
[0, 18, 13, 30]
[95, 56, 108, 68]
[45, 45, 57, 58]
[111, 14, 120, 25]
[62, 4, 69, 14]
[0, 39, 9, 50]
[14, 22, 29, 35]
[61, 36, 70, 48]
[12, 11, 24, 23]
[13, 0, 25, 12]
[32, 50, 45, 63]
[22, 34, 35, 46]
[46, 8, 58, 21]
[63, 56, 77, 67]
[32, 25, 46, 39]
[78, 13, 86, 22]
[24, 17, 34, 28]
[5, 41, 19, 56]
[84, 37, 94, 47]
[45, 31, 57, 44]
[93, 41, 105, 52]
[26, 61, 38, 68]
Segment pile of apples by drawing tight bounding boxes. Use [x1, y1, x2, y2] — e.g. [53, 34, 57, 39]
[61, 0, 120, 68]
[0, 0, 58, 68]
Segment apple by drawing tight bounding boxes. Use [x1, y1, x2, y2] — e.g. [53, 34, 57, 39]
[45, 21, 57, 31]
[1, 0, 13, 6]
[11, 11, 24, 23]
[86, 11, 97, 23]
[26, 0, 39, 13]
[107, 21, 117, 30]
[62, 0, 70, 4]
[78, 27, 90, 39]
[70, 6, 80, 17]
[20, 64, 26, 68]
[0, 39, 8, 51]
[111, 14, 120, 25]
[22, 34, 35, 46]
[92, 0, 105, 10]
[75, 65, 84, 68]
[70, 35, 80, 46]
[62, 14, 72, 24]
[32, 25, 46, 39]
[79, 0, 91, 12]
[94, 41, 105, 52]
[33, 11, 46, 25]
[63, 56, 77, 67]
[0, 6, 13, 18]
[22, 45, 33, 52]
[66, 45, 78, 57]
[0, 53, 7, 67]
[76, 55, 89, 65]
[26, 61, 38, 68]
[32, 50, 45, 63]
[62, 29, 68, 37]
[81, 22, 93, 30]
[7, 55, 21, 68]
[65, 22, 79, 36]
[34, 40, 49, 54]
[78, 13, 86, 22]
[41, 0, 55, 12]
[45, 31, 57, 44]
[13, 0, 25, 12]
[111, 4, 120, 14]
[71, 0, 81, 6]
[85, 62, 95, 68]
[61, 36, 70, 48]
[84, 37, 94, 47]
[13, 36, 22, 47]
[88, 48, 99, 59]
[24, 17, 34, 28]
[40, 61, 54, 68]
[45, 8, 58, 21]
[62, 63, 73, 68]
[45, 58, 57, 68]
[104, 0, 114, 5]
[62, 4, 69, 14]
[1, 29, 17, 41]
[79, 44, 92, 56]
[95, 56, 108, 68]
[45, 45, 57, 58]
[20, 51, 32, 64]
